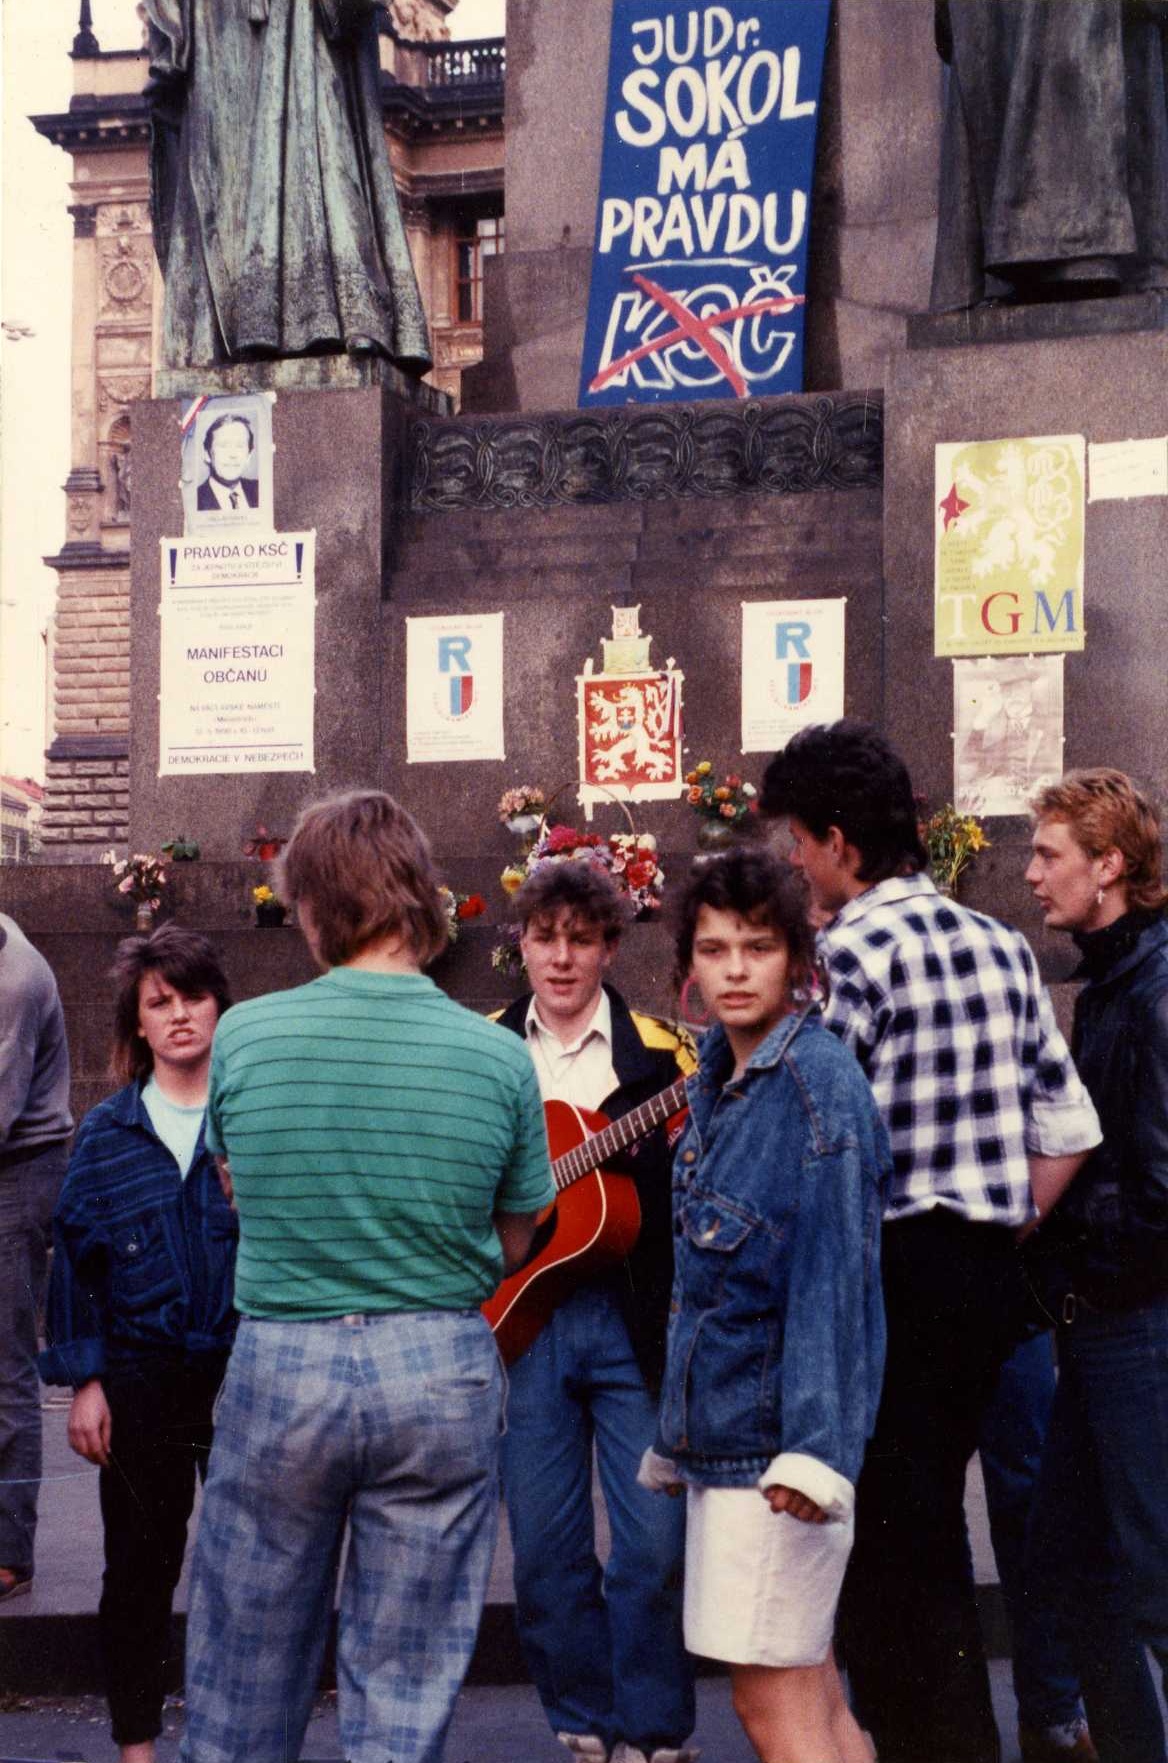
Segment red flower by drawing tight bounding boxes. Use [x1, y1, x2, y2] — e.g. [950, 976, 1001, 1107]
[457, 894, 487, 920]
[627, 860, 657, 888]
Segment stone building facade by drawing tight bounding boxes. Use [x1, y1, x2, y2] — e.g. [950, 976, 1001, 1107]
[32, 4, 503, 857]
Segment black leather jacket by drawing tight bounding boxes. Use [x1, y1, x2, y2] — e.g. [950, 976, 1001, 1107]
[1043, 913, 1168, 1309]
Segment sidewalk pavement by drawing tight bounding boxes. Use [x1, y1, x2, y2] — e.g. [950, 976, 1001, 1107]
[1, 1399, 1009, 1693]
[0, 1669, 1030, 1763]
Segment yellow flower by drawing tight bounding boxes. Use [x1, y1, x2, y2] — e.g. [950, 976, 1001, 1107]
[696, 760, 712, 775]
[253, 884, 274, 906]
[500, 866, 526, 894]
[967, 825, 989, 851]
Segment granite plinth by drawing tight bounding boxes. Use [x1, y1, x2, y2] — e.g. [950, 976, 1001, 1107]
[908, 290, 1168, 351]
[154, 354, 453, 414]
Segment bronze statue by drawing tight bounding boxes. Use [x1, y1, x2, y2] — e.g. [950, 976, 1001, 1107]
[144, 0, 432, 372]
[931, 0, 1168, 309]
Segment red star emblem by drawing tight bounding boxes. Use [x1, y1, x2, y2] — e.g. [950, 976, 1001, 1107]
[939, 482, 970, 531]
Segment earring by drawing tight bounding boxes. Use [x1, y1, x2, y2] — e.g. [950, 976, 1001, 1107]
[1097, 886, 1105, 906]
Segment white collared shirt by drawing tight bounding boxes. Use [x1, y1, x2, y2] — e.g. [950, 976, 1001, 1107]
[524, 988, 619, 1111]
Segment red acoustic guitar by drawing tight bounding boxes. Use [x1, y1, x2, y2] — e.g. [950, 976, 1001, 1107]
[483, 1078, 690, 1364]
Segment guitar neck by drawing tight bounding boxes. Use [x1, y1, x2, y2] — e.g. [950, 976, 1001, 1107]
[551, 1078, 689, 1192]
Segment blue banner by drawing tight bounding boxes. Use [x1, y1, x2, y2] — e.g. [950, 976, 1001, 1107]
[579, 1, 831, 407]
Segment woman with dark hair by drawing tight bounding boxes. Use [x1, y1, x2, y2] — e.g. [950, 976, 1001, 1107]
[40, 926, 236, 1763]
[642, 849, 891, 1763]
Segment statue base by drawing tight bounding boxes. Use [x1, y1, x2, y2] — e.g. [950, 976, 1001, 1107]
[154, 354, 452, 416]
[907, 289, 1168, 352]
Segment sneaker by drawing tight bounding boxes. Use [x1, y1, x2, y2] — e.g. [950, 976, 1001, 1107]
[556, 1737, 609, 1762]
[1019, 1719, 1099, 1763]
[610, 1747, 701, 1763]
[0, 1567, 32, 1603]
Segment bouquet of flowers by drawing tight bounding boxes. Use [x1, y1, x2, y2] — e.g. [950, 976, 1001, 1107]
[439, 887, 487, 945]
[497, 785, 546, 824]
[503, 822, 664, 913]
[920, 803, 990, 895]
[103, 850, 166, 910]
[684, 762, 758, 825]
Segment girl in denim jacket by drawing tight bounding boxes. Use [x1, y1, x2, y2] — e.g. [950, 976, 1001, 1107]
[641, 850, 890, 1763]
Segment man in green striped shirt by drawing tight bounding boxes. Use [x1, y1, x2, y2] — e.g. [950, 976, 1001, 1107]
[181, 791, 553, 1763]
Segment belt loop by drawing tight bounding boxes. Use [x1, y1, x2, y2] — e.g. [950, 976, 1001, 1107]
[1062, 1292, 1077, 1326]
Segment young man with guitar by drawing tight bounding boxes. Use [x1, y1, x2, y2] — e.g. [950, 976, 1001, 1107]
[491, 864, 698, 1763]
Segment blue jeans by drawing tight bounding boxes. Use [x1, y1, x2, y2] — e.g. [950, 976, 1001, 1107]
[979, 1331, 1083, 1731]
[0, 1143, 67, 1575]
[499, 1286, 693, 1755]
[1027, 1298, 1168, 1763]
[182, 1311, 504, 1763]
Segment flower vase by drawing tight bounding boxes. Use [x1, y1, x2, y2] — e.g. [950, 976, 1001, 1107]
[697, 818, 738, 853]
[135, 902, 154, 932]
[505, 812, 542, 848]
[255, 902, 288, 928]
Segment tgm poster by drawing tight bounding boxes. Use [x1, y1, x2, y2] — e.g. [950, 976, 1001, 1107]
[406, 613, 505, 762]
[158, 532, 315, 774]
[934, 436, 1086, 657]
[741, 598, 845, 752]
[579, 0, 831, 406]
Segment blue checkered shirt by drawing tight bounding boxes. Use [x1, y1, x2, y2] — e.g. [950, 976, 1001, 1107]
[818, 874, 1100, 1225]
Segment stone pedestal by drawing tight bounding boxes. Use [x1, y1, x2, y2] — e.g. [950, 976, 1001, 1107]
[882, 320, 1168, 977]
[128, 375, 438, 859]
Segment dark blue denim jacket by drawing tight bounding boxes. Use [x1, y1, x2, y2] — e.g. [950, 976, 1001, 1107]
[39, 1081, 238, 1387]
[657, 1006, 890, 1488]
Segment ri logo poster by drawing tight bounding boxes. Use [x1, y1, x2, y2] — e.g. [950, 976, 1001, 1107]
[579, 0, 830, 406]
[405, 613, 505, 762]
[740, 598, 845, 753]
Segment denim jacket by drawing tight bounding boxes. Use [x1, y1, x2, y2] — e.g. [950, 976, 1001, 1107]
[39, 1081, 238, 1388]
[657, 1005, 890, 1502]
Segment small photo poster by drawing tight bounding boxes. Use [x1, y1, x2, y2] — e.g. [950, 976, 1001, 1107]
[181, 392, 275, 536]
[740, 597, 845, 753]
[406, 612, 505, 762]
[934, 435, 1085, 657]
[953, 654, 1064, 818]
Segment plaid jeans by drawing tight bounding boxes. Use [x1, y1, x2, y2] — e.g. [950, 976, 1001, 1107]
[181, 1310, 504, 1763]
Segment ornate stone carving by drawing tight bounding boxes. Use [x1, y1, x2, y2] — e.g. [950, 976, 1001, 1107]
[98, 203, 151, 237]
[101, 239, 148, 309]
[390, 0, 450, 42]
[67, 494, 93, 535]
[409, 394, 884, 512]
[98, 376, 151, 412]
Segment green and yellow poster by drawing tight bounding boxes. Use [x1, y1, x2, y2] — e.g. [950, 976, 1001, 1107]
[934, 435, 1086, 657]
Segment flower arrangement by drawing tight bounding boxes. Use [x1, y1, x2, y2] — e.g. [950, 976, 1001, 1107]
[684, 762, 758, 824]
[498, 823, 665, 917]
[161, 834, 199, 861]
[103, 850, 166, 909]
[921, 803, 990, 896]
[439, 887, 487, 945]
[252, 884, 288, 927]
[497, 785, 546, 824]
[491, 926, 525, 979]
[242, 823, 286, 860]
